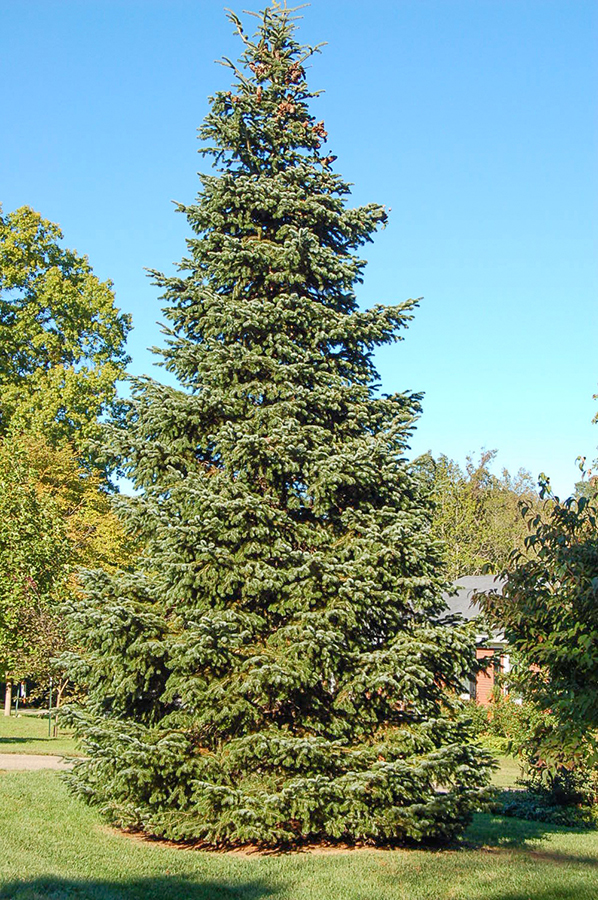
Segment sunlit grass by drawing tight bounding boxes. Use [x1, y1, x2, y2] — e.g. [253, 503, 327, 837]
[491, 755, 523, 789]
[0, 711, 80, 756]
[0, 771, 596, 900]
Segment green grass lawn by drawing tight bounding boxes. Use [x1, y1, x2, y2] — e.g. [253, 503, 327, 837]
[491, 755, 523, 789]
[0, 712, 80, 756]
[0, 713, 521, 784]
[0, 770, 596, 900]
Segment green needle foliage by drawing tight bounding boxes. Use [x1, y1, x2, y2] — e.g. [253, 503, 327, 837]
[66, 4, 493, 847]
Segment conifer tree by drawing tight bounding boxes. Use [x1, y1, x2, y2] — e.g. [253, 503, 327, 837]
[66, 4, 493, 846]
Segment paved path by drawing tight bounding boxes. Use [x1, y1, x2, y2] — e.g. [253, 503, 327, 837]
[0, 753, 73, 770]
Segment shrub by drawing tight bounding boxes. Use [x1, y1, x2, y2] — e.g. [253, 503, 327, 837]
[462, 696, 542, 755]
[499, 790, 598, 828]
[523, 754, 598, 808]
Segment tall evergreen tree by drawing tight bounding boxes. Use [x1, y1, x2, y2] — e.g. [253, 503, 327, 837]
[66, 4, 493, 846]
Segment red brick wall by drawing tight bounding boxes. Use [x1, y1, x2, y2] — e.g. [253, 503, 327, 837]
[475, 648, 496, 706]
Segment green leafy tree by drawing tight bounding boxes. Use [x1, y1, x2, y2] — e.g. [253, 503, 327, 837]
[573, 390, 598, 499]
[0, 205, 131, 471]
[0, 432, 135, 711]
[428, 450, 541, 580]
[480, 488, 598, 773]
[574, 456, 598, 500]
[0, 437, 69, 690]
[65, 5, 493, 847]
[0, 205, 133, 707]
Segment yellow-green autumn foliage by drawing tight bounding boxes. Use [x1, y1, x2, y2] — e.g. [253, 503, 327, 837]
[429, 450, 542, 580]
[0, 432, 134, 684]
[0, 205, 134, 691]
[0, 436, 68, 678]
[21, 433, 135, 575]
[0, 205, 131, 470]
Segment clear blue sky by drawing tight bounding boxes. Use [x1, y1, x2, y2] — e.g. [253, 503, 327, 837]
[2, 1, 596, 496]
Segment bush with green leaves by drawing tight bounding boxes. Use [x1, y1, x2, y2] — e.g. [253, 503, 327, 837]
[499, 746, 598, 827]
[462, 696, 543, 756]
[470, 698, 598, 825]
[480, 491, 598, 769]
[500, 790, 598, 828]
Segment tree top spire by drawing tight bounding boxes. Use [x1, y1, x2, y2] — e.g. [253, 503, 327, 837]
[202, 4, 331, 174]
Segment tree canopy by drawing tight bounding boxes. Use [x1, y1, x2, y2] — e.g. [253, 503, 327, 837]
[0, 436, 69, 683]
[426, 450, 541, 580]
[0, 433, 134, 704]
[0, 206, 134, 702]
[480, 488, 598, 769]
[479, 396, 598, 772]
[0, 205, 131, 469]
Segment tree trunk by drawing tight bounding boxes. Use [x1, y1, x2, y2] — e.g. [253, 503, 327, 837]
[4, 680, 12, 716]
[55, 681, 66, 709]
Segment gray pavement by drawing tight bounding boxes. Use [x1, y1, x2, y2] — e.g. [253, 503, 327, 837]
[0, 753, 73, 770]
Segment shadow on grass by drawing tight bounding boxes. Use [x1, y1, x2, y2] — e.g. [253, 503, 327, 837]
[464, 810, 598, 869]
[483, 891, 597, 900]
[468, 810, 591, 845]
[0, 737, 52, 745]
[0, 875, 276, 900]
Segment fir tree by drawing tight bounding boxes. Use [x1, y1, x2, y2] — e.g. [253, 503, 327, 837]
[66, 4, 493, 846]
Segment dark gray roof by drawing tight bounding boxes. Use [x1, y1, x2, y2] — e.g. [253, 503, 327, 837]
[442, 575, 505, 620]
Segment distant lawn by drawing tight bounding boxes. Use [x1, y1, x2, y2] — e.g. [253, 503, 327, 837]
[491, 754, 523, 789]
[0, 771, 597, 900]
[0, 715, 522, 785]
[0, 711, 80, 756]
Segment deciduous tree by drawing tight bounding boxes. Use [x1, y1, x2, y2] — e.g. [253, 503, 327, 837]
[0, 205, 131, 472]
[480, 487, 598, 771]
[0, 436, 68, 710]
[0, 432, 134, 712]
[428, 450, 541, 580]
[0, 205, 134, 708]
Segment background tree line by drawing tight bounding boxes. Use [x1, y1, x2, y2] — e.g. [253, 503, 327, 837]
[0, 206, 134, 712]
[422, 449, 542, 581]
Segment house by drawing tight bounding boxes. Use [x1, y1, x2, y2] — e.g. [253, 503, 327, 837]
[443, 574, 508, 706]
